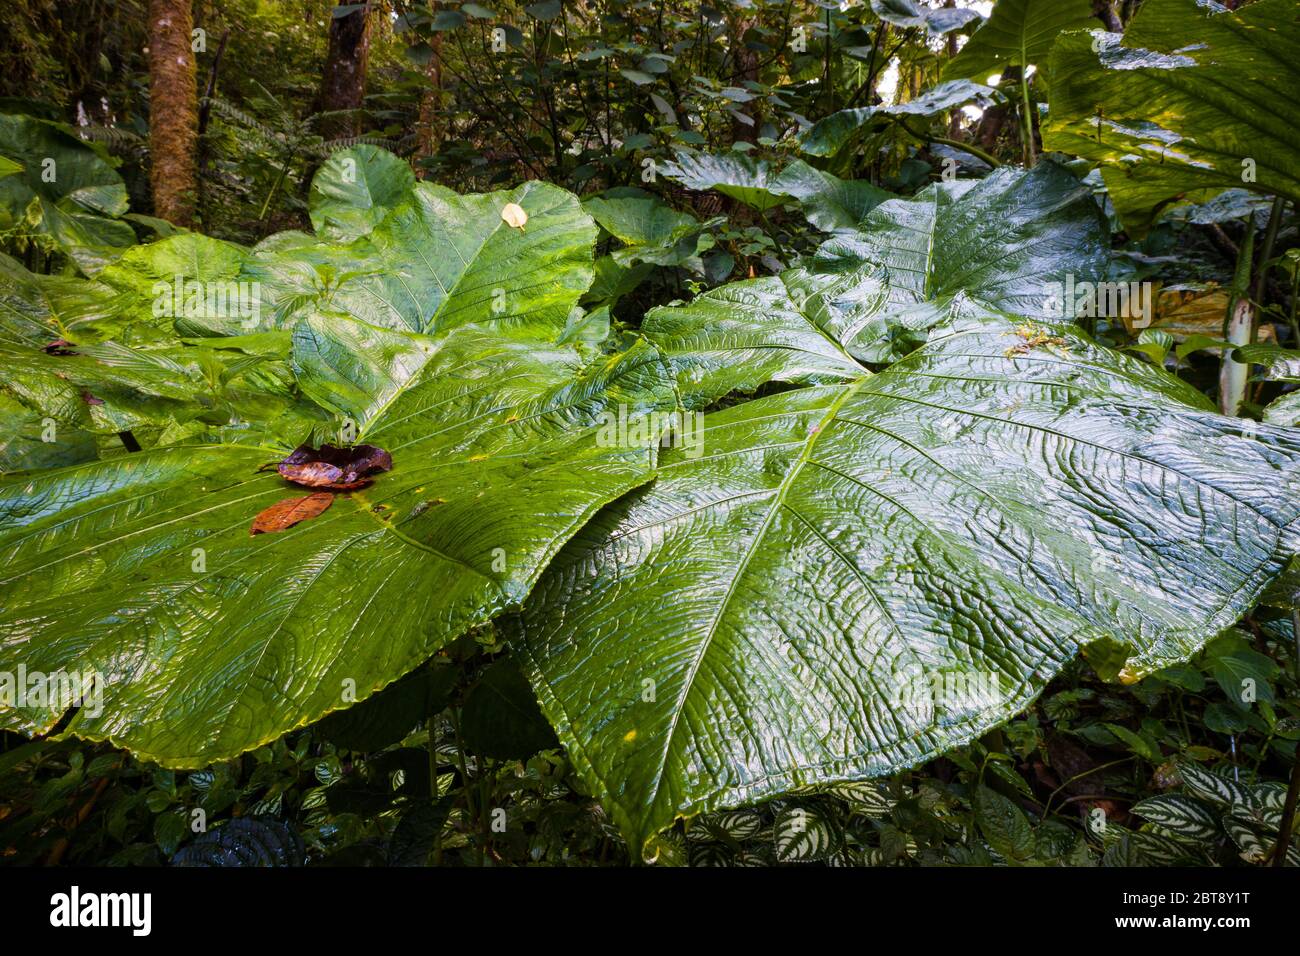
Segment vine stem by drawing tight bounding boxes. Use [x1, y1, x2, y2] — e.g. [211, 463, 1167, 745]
[1288, 270, 1300, 346]
[258, 162, 289, 222]
[893, 118, 1002, 169]
[1252, 197, 1287, 314]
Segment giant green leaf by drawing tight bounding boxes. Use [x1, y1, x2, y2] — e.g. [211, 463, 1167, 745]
[815, 161, 1108, 323]
[871, 0, 982, 34]
[513, 313, 1300, 854]
[796, 81, 995, 159]
[0, 251, 131, 348]
[640, 267, 888, 404]
[0, 323, 671, 765]
[1264, 390, 1300, 428]
[658, 150, 791, 212]
[0, 390, 98, 474]
[100, 233, 250, 300]
[0, 162, 670, 764]
[659, 150, 893, 227]
[581, 190, 715, 267]
[652, 162, 1108, 369]
[91, 154, 593, 342]
[1044, 0, 1300, 234]
[309, 145, 417, 242]
[244, 179, 596, 337]
[766, 161, 892, 232]
[0, 249, 327, 452]
[942, 0, 1095, 82]
[0, 115, 136, 274]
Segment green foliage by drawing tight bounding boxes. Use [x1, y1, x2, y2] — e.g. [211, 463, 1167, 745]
[515, 311, 1300, 853]
[0, 161, 668, 767]
[942, 0, 1095, 81]
[1045, 0, 1300, 234]
[2, 0, 1300, 869]
[797, 80, 995, 159]
[5, 127, 1300, 859]
[0, 115, 135, 272]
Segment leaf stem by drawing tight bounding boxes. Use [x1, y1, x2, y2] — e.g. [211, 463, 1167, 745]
[448, 705, 479, 863]
[1219, 218, 1257, 415]
[1253, 197, 1287, 314]
[1019, 69, 1035, 167]
[1293, 609, 1300, 685]
[930, 135, 1002, 169]
[1272, 741, 1300, 866]
[1043, 757, 1134, 819]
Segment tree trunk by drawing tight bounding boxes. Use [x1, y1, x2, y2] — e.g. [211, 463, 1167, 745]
[1091, 0, 1123, 31]
[319, 2, 372, 139]
[413, 26, 443, 175]
[729, 16, 759, 145]
[976, 65, 1022, 155]
[147, 0, 198, 227]
[945, 0, 963, 139]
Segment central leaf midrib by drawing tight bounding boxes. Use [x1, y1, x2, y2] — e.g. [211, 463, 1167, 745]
[778, 274, 869, 370]
[644, 377, 869, 828]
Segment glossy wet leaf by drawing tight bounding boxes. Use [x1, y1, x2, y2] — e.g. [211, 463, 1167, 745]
[0, 317, 316, 449]
[797, 81, 995, 159]
[646, 163, 1110, 372]
[815, 162, 1107, 344]
[1265, 390, 1300, 427]
[0, 391, 98, 473]
[658, 149, 790, 211]
[942, 0, 1094, 81]
[247, 179, 596, 337]
[661, 151, 895, 228]
[582, 191, 714, 266]
[309, 144, 416, 242]
[767, 161, 891, 232]
[0, 322, 671, 766]
[1044, 0, 1300, 234]
[514, 315, 1300, 853]
[871, 0, 981, 34]
[639, 267, 877, 405]
[0, 252, 131, 348]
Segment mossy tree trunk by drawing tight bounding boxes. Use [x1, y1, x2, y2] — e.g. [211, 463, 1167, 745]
[147, 0, 198, 227]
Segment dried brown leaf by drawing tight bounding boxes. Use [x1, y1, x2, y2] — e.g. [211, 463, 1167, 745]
[250, 492, 335, 535]
[277, 443, 393, 490]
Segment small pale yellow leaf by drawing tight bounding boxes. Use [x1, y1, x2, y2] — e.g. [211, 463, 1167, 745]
[501, 202, 528, 230]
